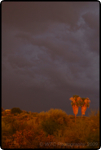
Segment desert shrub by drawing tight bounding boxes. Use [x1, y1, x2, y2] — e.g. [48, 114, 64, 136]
[2, 114, 17, 136]
[32, 112, 38, 117]
[17, 113, 29, 120]
[38, 111, 46, 119]
[68, 115, 75, 119]
[2, 110, 7, 116]
[46, 109, 69, 125]
[85, 110, 100, 148]
[38, 109, 69, 126]
[1, 108, 99, 149]
[41, 118, 61, 136]
[39, 134, 56, 149]
[63, 111, 99, 148]
[37, 111, 49, 124]
[7, 128, 46, 149]
[2, 114, 15, 124]
[11, 107, 22, 115]
[1, 107, 4, 112]
[2, 120, 13, 136]
[2, 127, 56, 149]
[12, 119, 28, 133]
[2, 114, 28, 135]
[47, 109, 67, 118]
[26, 118, 38, 129]
[48, 109, 69, 126]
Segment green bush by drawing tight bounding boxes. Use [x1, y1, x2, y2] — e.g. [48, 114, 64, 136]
[11, 107, 22, 115]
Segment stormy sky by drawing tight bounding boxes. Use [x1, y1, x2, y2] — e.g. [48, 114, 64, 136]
[2, 2, 99, 115]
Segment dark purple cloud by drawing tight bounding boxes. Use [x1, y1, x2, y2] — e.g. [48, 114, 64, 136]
[2, 2, 99, 115]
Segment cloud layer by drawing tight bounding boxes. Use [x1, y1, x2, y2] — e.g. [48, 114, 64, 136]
[2, 2, 99, 114]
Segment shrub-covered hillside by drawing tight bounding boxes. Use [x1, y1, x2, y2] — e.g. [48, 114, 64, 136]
[1, 108, 99, 149]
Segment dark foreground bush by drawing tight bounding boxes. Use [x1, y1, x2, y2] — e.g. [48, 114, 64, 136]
[41, 118, 61, 135]
[11, 107, 22, 115]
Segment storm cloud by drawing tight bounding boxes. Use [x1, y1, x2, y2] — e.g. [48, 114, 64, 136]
[2, 2, 99, 115]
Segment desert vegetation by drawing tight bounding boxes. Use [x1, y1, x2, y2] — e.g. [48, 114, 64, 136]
[1, 107, 99, 149]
